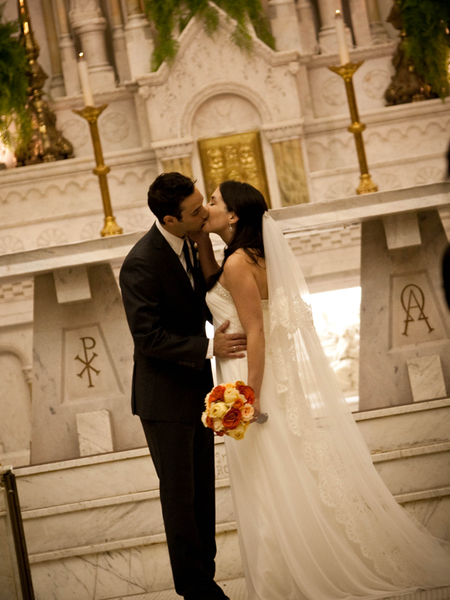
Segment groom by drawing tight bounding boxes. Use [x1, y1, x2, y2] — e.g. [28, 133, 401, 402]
[120, 172, 245, 600]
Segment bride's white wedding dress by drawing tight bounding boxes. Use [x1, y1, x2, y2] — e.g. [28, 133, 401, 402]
[205, 215, 450, 600]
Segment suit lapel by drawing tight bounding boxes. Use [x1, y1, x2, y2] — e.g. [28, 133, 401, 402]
[150, 224, 196, 297]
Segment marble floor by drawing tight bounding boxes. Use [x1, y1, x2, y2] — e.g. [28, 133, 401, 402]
[121, 577, 248, 600]
[119, 579, 450, 600]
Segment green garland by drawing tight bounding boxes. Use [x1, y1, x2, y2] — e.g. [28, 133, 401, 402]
[0, 3, 31, 149]
[144, 0, 275, 71]
[399, 0, 450, 99]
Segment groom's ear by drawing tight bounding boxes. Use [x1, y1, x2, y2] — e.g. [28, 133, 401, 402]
[163, 215, 178, 226]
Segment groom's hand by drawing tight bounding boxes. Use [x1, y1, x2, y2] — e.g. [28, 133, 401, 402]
[213, 320, 247, 359]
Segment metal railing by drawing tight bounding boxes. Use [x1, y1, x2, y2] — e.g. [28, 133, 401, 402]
[0, 468, 35, 600]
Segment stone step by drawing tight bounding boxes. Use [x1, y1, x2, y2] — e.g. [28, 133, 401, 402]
[355, 398, 450, 454]
[16, 438, 229, 511]
[28, 524, 242, 600]
[22, 480, 234, 557]
[10, 399, 450, 600]
[372, 441, 450, 496]
[18, 443, 450, 558]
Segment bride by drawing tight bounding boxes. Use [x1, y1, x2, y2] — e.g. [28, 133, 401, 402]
[194, 180, 450, 600]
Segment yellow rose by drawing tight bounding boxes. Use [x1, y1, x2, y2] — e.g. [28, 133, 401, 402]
[224, 387, 241, 405]
[212, 419, 224, 432]
[210, 402, 228, 419]
[227, 422, 247, 440]
[240, 405, 254, 422]
[201, 412, 208, 427]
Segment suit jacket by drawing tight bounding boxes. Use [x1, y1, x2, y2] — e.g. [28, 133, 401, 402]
[119, 223, 213, 423]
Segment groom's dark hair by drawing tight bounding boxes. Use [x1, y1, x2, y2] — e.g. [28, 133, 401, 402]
[207, 180, 268, 290]
[148, 172, 195, 224]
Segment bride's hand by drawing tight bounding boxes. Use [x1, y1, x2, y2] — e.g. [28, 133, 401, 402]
[188, 230, 210, 246]
[251, 398, 268, 424]
[251, 398, 261, 422]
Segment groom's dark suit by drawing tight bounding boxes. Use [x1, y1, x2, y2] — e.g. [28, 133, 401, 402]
[120, 223, 223, 599]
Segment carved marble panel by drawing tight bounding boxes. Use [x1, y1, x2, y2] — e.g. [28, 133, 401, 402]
[31, 264, 142, 464]
[271, 138, 309, 206]
[139, 16, 299, 142]
[359, 211, 450, 410]
[308, 55, 395, 118]
[55, 98, 141, 158]
[192, 94, 261, 140]
[390, 271, 447, 349]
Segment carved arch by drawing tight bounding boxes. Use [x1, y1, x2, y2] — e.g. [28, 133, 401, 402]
[181, 82, 273, 138]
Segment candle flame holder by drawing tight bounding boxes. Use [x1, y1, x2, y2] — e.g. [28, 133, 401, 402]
[328, 61, 378, 195]
[73, 105, 122, 237]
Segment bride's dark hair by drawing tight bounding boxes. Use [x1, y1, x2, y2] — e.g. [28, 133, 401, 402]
[207, 180, 268, 290]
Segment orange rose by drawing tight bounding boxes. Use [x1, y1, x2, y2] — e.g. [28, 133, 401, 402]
[236, 383, 255, 405]
[233, 397, 245, 409]
[209, 385, 226, 403]
[222, 407, 242, 430]
[206, 416, 214, 429]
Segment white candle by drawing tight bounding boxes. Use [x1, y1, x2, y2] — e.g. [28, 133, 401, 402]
[77, 53, 94, 107]
[334, 10, 350, 65]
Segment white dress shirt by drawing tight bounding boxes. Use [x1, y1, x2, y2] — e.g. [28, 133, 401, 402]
[156, 220, 214, 359]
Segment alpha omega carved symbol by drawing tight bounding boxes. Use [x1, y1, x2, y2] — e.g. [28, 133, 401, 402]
[75, 336, 100, 388]
[400, 284, 434, 336]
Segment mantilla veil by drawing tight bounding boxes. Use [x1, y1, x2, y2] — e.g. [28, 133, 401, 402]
[262, 212, 450, 587]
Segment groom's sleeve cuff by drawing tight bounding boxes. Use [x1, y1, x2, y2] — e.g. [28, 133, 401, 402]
[206, 338, 214, 360]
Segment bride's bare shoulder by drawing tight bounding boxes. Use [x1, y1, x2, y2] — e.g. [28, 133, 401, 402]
[228, 248, 264, 264]
[223, 250, 250, 271]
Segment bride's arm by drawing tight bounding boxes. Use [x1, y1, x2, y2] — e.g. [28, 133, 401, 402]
[223, 253, 265, 416]
[189, 230, 220, 280]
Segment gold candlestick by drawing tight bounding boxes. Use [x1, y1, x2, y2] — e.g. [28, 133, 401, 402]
[16, 0, 73, 165]
[73, 105, 122, 237]
[328, 61, 378, 195]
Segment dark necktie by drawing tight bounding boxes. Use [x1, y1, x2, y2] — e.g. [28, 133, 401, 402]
[182, 239, 194, 274]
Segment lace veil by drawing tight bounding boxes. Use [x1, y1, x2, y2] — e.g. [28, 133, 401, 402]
[262, 212, 450, 587]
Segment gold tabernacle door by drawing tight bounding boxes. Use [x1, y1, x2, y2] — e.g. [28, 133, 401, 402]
[198, 131, 271, 207]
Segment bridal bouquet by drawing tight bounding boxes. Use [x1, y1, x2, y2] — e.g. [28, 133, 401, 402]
[202, 381, 255, 440]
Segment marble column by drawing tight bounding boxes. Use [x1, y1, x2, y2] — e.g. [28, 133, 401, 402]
[359, 210, 450, 410]
[366, 0, 388, 42]
[348, 0, 372, 47]
[108, 0, 132, 83]
[69, 0, 116, 93]
[55, 0, 81, 96]
[268, 0, 302, 51]
[124, 0, 154, 79]
[152, 139, 194, 179]
[297, 0, 318, 54]
[262, 122, 310, 206]
[41, 0, 65, 97]
[317, 0, 351, 53]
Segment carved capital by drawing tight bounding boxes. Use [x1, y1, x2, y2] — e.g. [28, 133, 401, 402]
[138, 85, 152, 100]
[261, 120, 304, 143]
[152, 138, 194, 160]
